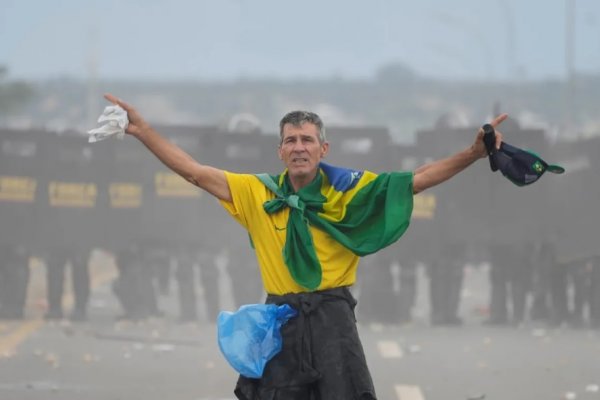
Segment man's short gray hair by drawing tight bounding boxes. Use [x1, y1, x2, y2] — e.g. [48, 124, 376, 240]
[279, 111, 327, 144]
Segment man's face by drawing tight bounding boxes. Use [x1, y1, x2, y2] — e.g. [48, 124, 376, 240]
[278, 122, 329, 181]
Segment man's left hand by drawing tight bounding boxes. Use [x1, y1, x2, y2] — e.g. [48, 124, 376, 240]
[472, 113, 508, 159]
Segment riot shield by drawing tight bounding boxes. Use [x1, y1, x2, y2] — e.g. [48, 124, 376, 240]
[100, 135, 151, 253]
[550, 137, 600, 264]
[35, 131, 109, 253]
[0, 129, 42, 251]
[484, 127, 550, 248]
[393, 142, 439, 266]
[416, 125, 494, 250]
[203, 130, 278, 307]
[138, 125, 219, 250]
[415, 121, 551, 254]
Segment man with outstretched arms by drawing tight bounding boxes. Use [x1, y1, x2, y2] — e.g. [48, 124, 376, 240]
[103, 93, 506, 400]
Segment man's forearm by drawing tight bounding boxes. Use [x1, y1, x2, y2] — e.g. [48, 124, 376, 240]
[412, 146, 480, 194]
[133, 126, 199, 183]
[103, 93, 231, 200]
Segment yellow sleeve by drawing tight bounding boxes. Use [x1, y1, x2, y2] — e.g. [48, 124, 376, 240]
[218, 171, 264, 230]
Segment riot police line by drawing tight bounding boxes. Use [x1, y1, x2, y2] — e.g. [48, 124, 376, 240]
[0, 119, 599, 328]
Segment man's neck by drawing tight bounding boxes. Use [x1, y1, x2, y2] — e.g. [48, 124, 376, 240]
[288, 170, 319, 192]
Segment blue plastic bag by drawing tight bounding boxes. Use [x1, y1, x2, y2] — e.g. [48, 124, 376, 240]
[217, 303, 298, 378]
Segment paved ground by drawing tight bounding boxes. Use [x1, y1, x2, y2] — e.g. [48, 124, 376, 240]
[0, 256, 599, 400]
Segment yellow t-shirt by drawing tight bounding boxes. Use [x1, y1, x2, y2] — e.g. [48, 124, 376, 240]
[219, 171, 360, 295]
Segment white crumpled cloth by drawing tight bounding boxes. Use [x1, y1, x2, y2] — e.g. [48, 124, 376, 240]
[87, 105, 129, 143]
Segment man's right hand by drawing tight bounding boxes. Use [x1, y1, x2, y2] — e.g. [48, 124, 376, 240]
[104, 93, 150, 137]
[103, 93, 233, 202]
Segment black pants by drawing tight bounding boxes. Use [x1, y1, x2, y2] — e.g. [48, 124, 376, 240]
[530, 243, 555, 322]
[46, 246, 90, 318]
[429, 258, 464, 325]
[198, 251, 220, 322]
[113, 245, 160, 320]
[0, 246, 30, 319]
[229, 247, 263, 309]
[429, 242, 465, 325]
[398, 261, 418, 323]
[234, 287, 377, 400]
[355, 251, 397, 324]
[488, 245, 531, 324]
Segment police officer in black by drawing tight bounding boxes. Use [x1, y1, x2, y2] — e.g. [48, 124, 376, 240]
[227, 227, 263, 309]
[45, 245, 91, 321]
[429, 241, 465, 326]
[530, 240, 555, 323]
[486, 243, 531, 326]
[0, 244, 30, 320]
[173, 244, 201, 323]
[112, 241, 162, 321]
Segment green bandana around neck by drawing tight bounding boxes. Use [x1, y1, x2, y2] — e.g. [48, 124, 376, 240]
[256, 163, 414, 291]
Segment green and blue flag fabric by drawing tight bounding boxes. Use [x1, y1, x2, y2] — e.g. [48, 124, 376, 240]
[256, 162, 414, 290]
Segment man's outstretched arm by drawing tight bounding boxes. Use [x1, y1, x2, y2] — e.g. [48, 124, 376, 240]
[412, 114, 507, 194]
[104, 94, 232, 202]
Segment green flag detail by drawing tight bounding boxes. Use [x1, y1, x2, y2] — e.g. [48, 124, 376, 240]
[256, 163, 414, 291]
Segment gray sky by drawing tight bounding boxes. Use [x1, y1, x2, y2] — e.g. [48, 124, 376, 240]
[1, 0, 599, 81]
